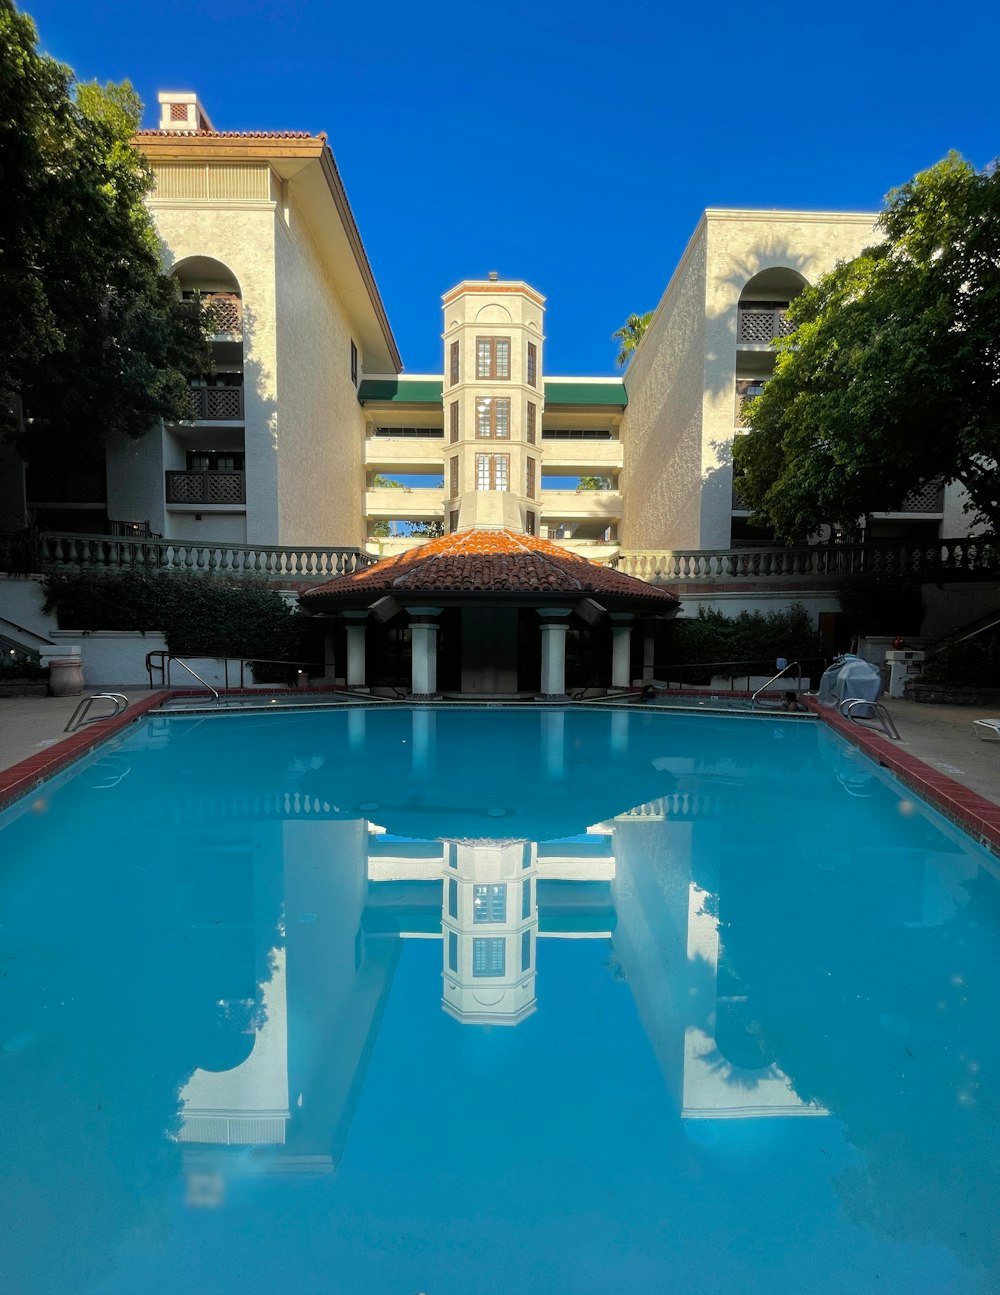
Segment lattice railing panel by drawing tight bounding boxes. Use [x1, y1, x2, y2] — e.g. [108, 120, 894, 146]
[204, 293, 242, 335]
[899, 476, 945, 512]
[166, 471, 246, 505]
[738, 309, 791, 343]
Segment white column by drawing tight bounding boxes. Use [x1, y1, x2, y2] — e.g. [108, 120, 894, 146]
[611, 708, 629, 755]
[610, 613, 634, 688]
[343, 612, 368, 688]
[409, 607, 442, 698]
[347, 707, 366, 751]
[537, 607, 573, 698]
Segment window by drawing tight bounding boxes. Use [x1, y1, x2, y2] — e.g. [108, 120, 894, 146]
[449, 509, 459, 533]
[350, 339, 358, 386]
[473, 937, 505, 977]
[448, 930, 458, 973]
[521, 878, 531, 919]
[476, 336, 510, 380]
[521, 929, 531, 972]
[525, 458, 536, 499]
[476, 396, 510, 438]
[448, 876, 458, 919]
[525, 510, 536, 536]
[450, 340, 460, 385]
[526, 401, 536, 444]
[474, 883, 506, 923]
[186, 451, 245, 472]
[450, 402, 459, 443]
[527, 342, 537, 387]
[450, 456, 459, 496]
[476, 454, 509, 491]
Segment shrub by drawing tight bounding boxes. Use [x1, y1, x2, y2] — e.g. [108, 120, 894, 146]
[919, 637, 999, 689]
[838, 573, 924, 636]
[42, 569, 314, 683]
[665, 604, 823, 684]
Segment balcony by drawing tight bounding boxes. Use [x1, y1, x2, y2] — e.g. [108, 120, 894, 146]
[365, 436, 446, 470]
[203, 292, 242, 337]
[539, 439, 623, 470]
[539, 489, 622, 521]
[186, 384, 244, 421]
[364, 487, 445, 521]
[878, 477, 946, 515]
[737, 307, 794, 345]
[166, 470, 246, 506]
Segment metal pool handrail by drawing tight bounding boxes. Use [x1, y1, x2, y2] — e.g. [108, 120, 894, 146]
[839, 697, 902, 741]
[145, 652, 219, 701]
[64, 693, 129, 732]
[751, 660, 802, 708]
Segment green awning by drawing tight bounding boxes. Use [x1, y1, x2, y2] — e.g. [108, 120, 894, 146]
[543, 380, 627, 407]
[358, 379, 443, 404]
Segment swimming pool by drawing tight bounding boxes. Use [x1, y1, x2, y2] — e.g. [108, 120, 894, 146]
[1, 706, 998, 1294]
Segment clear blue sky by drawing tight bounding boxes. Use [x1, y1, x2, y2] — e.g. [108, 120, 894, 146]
[26, 0, 1000, 376]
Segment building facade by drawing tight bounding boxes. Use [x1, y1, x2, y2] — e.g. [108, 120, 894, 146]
[6, 91, 973, 558]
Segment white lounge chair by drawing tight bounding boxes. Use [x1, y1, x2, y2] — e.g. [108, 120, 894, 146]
[973, 719, 1000, 742]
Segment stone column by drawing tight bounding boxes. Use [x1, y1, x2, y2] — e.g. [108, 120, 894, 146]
[409, 607, 442, 698]
[342, 611, 368, 689]
[537, 607, 573, 699]
[641, 618, 656, 684]
[610, 613, 634, 688]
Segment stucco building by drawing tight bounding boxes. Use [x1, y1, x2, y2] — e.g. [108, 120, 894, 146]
[6, 90, 971, 558]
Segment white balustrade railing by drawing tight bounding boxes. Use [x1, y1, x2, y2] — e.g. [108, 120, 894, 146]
[41, 533, 377, 581]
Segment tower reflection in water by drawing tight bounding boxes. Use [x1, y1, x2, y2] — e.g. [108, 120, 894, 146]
[170, 704, 836, 1205]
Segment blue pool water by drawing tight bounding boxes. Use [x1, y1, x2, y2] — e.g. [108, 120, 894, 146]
[1, 706, 998, 1295]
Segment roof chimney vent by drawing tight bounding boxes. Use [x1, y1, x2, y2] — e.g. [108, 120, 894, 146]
[488, 270, 499, 281]
[157, 91, 215, 133]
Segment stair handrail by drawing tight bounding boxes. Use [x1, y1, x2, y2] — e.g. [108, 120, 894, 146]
[751, 660, 802, 708]
[64, 693, 129, 733]
[839, 697, 901, 741]
[145, 651, 219, 700]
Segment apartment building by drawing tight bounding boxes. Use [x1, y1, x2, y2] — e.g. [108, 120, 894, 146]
[8, 92, 970, 557]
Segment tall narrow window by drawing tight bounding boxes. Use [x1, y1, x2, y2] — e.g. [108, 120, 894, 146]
[450, 341, 460, 386]
[521, 929, 531, 972]
[476, 397, 510, 438]
[476, 336, 510, 380]
[448, 877, 458, 919]
[448, 930, 458, 973]
[449, 509, 459, 532]
[474, 883, 507, 923]
[450, 402, 459, 443]
[526, 458, 536, 499]
[350, 340, 358, 386]
[450, 455, 459, 496]
[526, 401, 536, 444]
[476, 454, 509, 491]
[525, 510, 536, 536]
[473, 937, 505, 977]
[521, 878, 531, 919]
[527, 342, 537, 387]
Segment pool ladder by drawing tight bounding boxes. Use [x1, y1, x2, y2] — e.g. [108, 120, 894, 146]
[64, 693, 130, 733]
[839, 697, 901, 741]
[751, 660, 802, 708]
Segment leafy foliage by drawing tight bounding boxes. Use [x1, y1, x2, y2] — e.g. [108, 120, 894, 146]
[42, 570, 315, 681]
[733, 154, 1000, 539]
[577, 475, 613, 490]
[665, 604, 823, 684]
[837, 573, 925, 635]
[612, 311, 653, 368]
[919, 637, 1000, 689]
[0, 2, 213, 469]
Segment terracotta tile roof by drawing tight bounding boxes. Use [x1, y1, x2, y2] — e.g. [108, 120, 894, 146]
[302, 530, 679, 606]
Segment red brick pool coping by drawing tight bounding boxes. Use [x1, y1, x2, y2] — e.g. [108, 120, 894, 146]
[2, 688, 999, 857]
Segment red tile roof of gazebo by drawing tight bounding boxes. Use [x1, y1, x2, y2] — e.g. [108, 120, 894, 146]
[302, 530, 679, 607]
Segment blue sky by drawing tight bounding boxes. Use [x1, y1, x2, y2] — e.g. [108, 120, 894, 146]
[26, 0, 1000, 376]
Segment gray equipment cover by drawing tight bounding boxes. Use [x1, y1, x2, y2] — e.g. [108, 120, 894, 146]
[817, 657, 882, 715]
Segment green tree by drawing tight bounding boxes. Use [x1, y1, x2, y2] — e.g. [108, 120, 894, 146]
[733, 154, 1000, 541]
[612, 311, 653, 368]
[577, 475, 612, 490]
[0, 2, 213, 468]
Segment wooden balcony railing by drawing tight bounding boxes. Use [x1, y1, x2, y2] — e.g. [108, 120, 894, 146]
[737, 308, 794, 344]
[202, 292, 242, 336]
[187, 385, 244, 420]
[166, 471, 246, 506]
[39, 533, 377, 581]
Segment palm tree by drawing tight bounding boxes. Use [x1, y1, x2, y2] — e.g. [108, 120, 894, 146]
[612, 311, 654, 368]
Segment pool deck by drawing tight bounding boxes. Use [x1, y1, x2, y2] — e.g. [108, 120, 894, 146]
[0, 688, 998, 849]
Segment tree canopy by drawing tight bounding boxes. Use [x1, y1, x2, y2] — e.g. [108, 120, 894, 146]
[612, 311, 653, 368]
[0, 0, 213, 467]
[732, 154, 1000, 540]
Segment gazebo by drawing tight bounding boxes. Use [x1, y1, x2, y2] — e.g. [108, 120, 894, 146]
[300, 529, 680, 698]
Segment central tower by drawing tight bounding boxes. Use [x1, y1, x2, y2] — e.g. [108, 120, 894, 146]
[441, 277, 546, 534]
